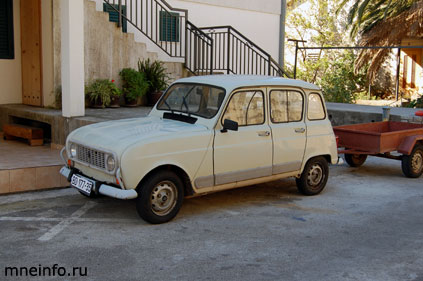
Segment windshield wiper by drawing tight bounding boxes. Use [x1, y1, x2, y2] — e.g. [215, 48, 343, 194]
[182, 96, 190, 116]
[163, 99, 174, 113]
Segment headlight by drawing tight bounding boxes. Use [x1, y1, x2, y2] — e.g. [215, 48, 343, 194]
[70, 143, 77, 158]
[106, 155, 116, 171]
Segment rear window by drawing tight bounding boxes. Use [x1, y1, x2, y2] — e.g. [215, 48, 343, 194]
[308, 93, 325, 120]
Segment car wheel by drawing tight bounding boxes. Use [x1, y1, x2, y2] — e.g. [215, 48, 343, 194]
[344, 153, 367, 167]
[136, 171, 184, 224]
[401, 144, 423, 178]
[296, 156, 329, 196]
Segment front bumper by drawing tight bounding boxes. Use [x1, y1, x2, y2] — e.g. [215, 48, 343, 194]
[60, 166, 138, 200]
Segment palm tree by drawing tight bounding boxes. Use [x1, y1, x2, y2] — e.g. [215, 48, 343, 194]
[340, 0, 416, 38]
[338, 0, 423, 81]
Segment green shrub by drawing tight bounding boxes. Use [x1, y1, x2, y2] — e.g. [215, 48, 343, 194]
[137, 58, 170, 93]
[119, 68, 149, 102]
[408, 96, 423, 108]
[85, 79, 121, 108]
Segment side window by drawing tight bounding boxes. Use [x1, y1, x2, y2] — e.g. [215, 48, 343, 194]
[222, 91, 264, 126]
[270, 90, 288, 123]
[270, 90, 304, 123]
[308, 93, 326, 120]
[288, 91, 303, 122]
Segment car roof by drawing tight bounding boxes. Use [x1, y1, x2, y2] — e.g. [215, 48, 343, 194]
[173, 75, 321, 91]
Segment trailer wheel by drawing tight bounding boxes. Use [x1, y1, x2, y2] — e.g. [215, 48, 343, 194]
[296, 156, 328, 196]
[401, 144, 423, 178]
[345, 154, 367, 167]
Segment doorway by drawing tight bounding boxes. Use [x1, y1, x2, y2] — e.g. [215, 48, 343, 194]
[20, 0, 42, 106]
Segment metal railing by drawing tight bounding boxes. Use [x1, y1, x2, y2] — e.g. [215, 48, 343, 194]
[102, 1, 287, 77]
[199, 26, 289, 77]
[186, 21, 214, 75]
[104, 0, 188, 58]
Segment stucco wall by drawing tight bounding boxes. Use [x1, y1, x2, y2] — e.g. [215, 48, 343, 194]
[0, 0, 22, 105]
[52, 0, 183, 95]
[90, 0, 281, 63]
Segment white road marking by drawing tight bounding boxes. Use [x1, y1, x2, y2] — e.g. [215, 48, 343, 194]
[37, 201, 97, 242]
[0, 217, 61, 222]
[0, 216, 139, 223]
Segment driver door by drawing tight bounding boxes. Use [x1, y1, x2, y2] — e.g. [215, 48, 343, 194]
[213, 89, 273, 186]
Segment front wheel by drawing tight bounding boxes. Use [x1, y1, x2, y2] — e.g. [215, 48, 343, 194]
[136, 171, 184, 224]
[401, 144, 423, 178]
[296, 156, 329, 196]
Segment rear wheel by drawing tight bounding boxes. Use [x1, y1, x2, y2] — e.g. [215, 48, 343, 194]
[296, 156, 329, 196]
[345, 153, 367, 167]
[136, 171, 184, 224]
[401, 144, 423, 178]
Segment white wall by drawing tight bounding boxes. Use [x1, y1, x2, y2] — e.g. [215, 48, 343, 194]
[169, 0, 281, 60]
[0, 0, 22, 105]
[91, 0, 281, 62]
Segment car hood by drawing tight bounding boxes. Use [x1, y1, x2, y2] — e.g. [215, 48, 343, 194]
[67, 116, 208, 155]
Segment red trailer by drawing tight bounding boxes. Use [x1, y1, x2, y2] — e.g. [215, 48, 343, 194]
[334, 121, 423, 178]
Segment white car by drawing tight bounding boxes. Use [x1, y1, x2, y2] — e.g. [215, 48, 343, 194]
[60, 75, 338, 224]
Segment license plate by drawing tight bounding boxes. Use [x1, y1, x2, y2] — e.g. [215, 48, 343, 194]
[71, 174, 94, 195]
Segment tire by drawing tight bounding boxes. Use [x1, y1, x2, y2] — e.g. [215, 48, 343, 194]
[296, 156, 329, 196]
[401, 144, 423, 178]
[344, 153, 367, 167]
[136, 171, 184, 224]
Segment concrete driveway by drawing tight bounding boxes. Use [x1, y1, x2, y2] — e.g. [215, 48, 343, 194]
[0, 157, 422, 281]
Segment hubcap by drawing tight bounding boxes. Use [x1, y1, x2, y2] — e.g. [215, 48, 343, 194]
[150, 181, 177, 216]
[411, 151, 423, 173]
[307, 164, 323, 186]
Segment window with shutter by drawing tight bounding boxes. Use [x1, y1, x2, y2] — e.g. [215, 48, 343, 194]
[160, 11, 179, 42]
[0, 0, 14, 59]
[103, 3, 127, 33]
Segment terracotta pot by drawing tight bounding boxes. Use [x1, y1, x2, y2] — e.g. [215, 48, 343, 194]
[124, 97, 138, 107]
[91, 98, 104, 108]
[149, 91, 163, 106]
[108, 96, 120, 108]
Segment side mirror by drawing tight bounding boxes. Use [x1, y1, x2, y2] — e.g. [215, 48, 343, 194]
[221, 119, 238, 133]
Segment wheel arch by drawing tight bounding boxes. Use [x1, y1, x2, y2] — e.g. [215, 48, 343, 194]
[301, 154, 331, 170]
[136, 164, 195, 196]
[398, 135, 423, 155]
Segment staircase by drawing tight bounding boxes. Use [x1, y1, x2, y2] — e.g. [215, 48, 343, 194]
[102, 0, 289, 77]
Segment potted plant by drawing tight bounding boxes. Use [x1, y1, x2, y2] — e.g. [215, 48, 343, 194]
[85, 79, 120, 108]
[138, 58, 170, 105]
[109, 79, 122, 108]
[119, 68, 149, 106]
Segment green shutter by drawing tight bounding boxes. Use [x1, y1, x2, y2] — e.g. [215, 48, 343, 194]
[160, 11, 179, 42]
[0, 0, 14, 59]
[103, 3, 127, 33]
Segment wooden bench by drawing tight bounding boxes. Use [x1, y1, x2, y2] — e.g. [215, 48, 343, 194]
[3, 124, 44, 146]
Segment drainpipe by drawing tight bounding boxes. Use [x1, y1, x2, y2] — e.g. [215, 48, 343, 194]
[278, 0, 287, 68]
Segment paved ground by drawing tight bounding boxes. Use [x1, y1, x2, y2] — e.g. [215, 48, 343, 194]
[0, 157, 422, 281]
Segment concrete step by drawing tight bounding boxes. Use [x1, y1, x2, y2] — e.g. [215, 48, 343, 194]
[0, 132, 68, 194]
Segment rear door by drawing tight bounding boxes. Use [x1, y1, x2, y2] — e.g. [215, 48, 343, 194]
[269, 89, 307, 174]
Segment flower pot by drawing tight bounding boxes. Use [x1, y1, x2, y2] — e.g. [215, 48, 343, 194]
[108, 95, 120, 108]
[149, 91, 163, 106]
[91, 99, 104, 108]
[124, 97, 138, 107]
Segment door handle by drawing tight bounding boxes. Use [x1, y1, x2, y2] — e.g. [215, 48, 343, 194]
[258, 131, 271, 137]
[295, 128, 305, 133]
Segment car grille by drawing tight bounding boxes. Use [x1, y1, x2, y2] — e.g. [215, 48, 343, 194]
[76, 145, 106, 170]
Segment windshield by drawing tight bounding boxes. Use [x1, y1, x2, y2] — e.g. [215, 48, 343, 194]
[157, 83, 226, 119]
